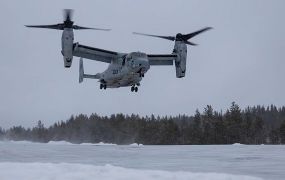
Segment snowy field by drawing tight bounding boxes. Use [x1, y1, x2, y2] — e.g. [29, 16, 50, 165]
[0, 141, 284, 180]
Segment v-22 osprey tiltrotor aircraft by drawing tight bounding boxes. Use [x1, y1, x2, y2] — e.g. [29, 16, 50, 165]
[26, 9, 212, 92]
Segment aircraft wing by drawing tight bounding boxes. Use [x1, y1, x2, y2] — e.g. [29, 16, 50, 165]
[147, 54, 177, 65]
[73, 43, 118, 63]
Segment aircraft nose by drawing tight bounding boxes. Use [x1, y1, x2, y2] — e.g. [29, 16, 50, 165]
[136, 58, 150, 75]
[137, 58, 149, 68]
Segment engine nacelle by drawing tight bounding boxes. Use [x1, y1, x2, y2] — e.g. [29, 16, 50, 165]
[61, 28, 74, 68]
[174, 41, 187, 78]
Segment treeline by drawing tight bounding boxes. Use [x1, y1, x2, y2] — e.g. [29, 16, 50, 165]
[1, 103, 285, 145]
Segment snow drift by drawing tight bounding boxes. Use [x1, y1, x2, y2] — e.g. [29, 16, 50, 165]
[129, 143, 144, 147]
[80, 142, 117, 146]
[0, 162, 262, 180]
[47, 141, 73, 145]
[48, 141, 116, 146]
[232, 143, 244, 146]
[0, 140, 117, 146]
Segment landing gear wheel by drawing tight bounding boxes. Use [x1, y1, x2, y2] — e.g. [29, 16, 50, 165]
[131, 86, 135, 92]
[134, 87, 138, 92]
[100, 84, 107, 90]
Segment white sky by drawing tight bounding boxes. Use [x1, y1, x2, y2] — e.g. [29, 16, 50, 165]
[0, 0, 284, 128]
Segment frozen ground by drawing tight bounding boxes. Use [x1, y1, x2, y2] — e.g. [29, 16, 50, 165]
[0, 141, 284, 180]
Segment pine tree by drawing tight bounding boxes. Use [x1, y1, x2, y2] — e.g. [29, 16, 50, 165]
[190, 110, 202, 144]
[280, 121, 285, 144]
[225, 102, 243, 143]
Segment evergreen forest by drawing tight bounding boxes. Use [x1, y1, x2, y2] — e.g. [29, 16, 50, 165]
[1, 102, 285, 145]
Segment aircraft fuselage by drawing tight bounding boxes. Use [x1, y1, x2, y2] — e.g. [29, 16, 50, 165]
[99, 52, 150, 88]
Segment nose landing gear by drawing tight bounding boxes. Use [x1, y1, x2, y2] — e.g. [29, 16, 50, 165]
[137, 68, 145, 78]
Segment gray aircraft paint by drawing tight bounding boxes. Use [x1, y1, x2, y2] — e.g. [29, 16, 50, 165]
[0, 0, 284, 128]
[61, 28, 74, 67]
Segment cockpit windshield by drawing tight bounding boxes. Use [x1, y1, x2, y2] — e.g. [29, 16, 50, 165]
[126, 52, 147, 61]
[132, 52, 147, 58]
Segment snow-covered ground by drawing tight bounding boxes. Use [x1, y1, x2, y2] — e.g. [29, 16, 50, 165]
[1, 141, 285, 180]
[0, 162, 261, 180]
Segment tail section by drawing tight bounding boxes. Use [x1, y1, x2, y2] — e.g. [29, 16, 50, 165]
[79, 58, 101, 83]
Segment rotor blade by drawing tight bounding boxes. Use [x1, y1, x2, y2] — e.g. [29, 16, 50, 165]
[185, 41, 198, 46]
[183, 27, 213, 40]
[73, 25, 111, 31]
[63, 9, 74, 21]
[25, 24, 64, 30]
[133, 32, 175, 41]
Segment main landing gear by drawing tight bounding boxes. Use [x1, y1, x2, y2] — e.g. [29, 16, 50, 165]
[131, 83, 140, 92]
[100, 84, 107, 90]
[131, 86, 138, 92]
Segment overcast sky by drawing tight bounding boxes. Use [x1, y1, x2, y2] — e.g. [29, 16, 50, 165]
[0, 0, 284, 128]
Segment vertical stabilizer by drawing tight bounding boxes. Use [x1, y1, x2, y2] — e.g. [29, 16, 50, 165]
[79, 58, 84, 83]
